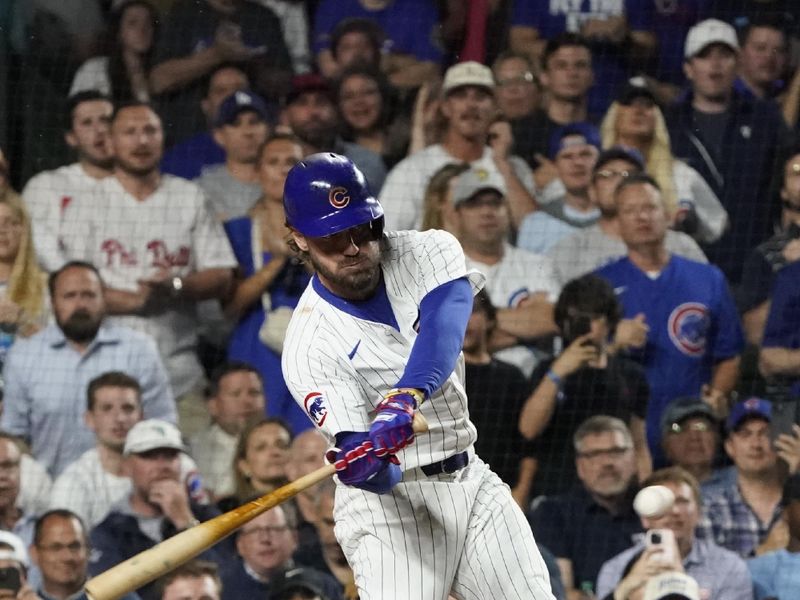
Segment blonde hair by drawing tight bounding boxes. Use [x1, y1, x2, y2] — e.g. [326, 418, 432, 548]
[0, 190, 46, 323]
[421, 162, 470, 231]
[600, 102, 678, 217]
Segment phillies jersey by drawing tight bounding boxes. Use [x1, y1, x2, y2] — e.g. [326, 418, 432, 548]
[62, 174, 237, 395]
[595, 255, 743, 448]
[282, 229, 483, 470]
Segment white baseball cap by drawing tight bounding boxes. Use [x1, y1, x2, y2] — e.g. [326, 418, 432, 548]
[643, 572, 700, 600]
[123, 419, 187, 456]
[452, 166, 507, 206]
[442, 61, 495, 95]
[0, 531, 29, 569]
[684, 19, 739, 59]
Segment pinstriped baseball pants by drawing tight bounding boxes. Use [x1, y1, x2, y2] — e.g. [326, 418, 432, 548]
[334, 456, 555, 599]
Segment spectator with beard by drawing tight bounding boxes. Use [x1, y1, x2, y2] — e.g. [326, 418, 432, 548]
[0, 261, 176, 477]
[282, 74, 386, 193]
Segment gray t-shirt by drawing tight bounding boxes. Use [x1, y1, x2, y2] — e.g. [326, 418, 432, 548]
[195, 164, 261, 222]
[547, 223, 708, 285]
[541, 197, 601, 229]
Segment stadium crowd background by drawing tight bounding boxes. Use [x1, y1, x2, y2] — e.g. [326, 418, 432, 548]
[1, 1, 800, 599]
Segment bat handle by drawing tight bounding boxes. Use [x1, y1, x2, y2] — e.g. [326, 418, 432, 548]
[412, 411, 429, 434]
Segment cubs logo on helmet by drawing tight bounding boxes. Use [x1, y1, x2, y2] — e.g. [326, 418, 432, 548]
[329, 187, 350, 208]
[667, 302, 709, 357]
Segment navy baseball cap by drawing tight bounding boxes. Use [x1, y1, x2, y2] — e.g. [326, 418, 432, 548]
[548, 123, 601, 161]
[214, 90, 269, 128]
[617, 76, 658, 106]
[594, 146, 646, 174]
[269, 567, 329, 600]
[726, 397, 772, 433]
[661, 397, 717, 437]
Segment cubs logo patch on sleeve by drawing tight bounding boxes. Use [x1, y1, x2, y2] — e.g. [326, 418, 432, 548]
[304, 391, 329, 427]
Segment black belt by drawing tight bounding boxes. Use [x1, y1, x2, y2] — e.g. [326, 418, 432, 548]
[420, 451, 469, 476]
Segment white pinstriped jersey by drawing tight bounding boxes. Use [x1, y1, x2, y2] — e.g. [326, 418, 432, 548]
[465, 243, 560, 376]
[282, 229, 484, 470]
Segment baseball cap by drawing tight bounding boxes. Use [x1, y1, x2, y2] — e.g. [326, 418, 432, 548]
[123, 419, 187, 456]
[451, 166, 507, 206]
[0, 531, 29, 569]
[286, 73, 333, 105]
[617, 76, 658, 105]
[660, 396, 717, 438]
[442, 61, 495, 95]
[548, 122, 601, 161]
[214, 90, 269, 128]
[268, 567, 329, 600]
[643, 572, 700, 600]
[594, 146, 646, 174]
[684, 18, 739, 59]
[726, 397, 772, 433]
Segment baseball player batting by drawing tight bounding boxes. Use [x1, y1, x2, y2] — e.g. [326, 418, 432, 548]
[280, 153, 554, 599]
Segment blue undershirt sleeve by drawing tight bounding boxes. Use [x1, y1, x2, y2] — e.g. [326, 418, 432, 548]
[395, 277, 474, 399]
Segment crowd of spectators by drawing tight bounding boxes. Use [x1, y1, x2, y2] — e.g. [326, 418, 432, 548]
[2, 1, 800, 599]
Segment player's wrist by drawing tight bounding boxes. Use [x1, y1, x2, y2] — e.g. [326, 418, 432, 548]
[383, 388, 424, 409]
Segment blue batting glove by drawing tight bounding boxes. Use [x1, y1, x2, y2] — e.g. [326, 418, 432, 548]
[326, 432, 401, 494]
[368, 388, 423, 457]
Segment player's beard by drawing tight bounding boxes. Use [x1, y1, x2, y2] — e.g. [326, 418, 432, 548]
[309, 246, 382, 301]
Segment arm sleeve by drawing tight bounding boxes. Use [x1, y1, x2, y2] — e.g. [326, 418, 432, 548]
[716, 555, 757, 600]
[190, 186, 237, 271]
[762, 264, 800, 349]
[394, 277, 473, 398]
[0, 346, 30, 438]
[135, 338, 178, 424]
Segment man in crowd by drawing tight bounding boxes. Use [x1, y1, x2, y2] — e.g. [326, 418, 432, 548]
[379, 61, 536, 231]
[197, 90, 270, 222]
[2, 262, 175, 476]
[323, 18, 384, 76]
[660, 397, 725, 486]
[62, 102, 237, 436]
[547, 147, 705, 286]
[740, 147, 800, 346]
[595, 175, 743, 459]
[158, 560, 222, 600]
[89, 420, 227, 600]
[161, 63, 251, 180]
[220, 505, 341, 600]
[282, 74, 385, 192]
[735, 18, 788, 101]
[452, 166, 559, 377]
[23, 91, 114, 271]
[492, 51, 540, 123]
[0, 531, 39, 600]
[149, 0, 291, 144]
[530, 416, 643, 599]
[0, 434, 38, 550]
[596, 467, 752, 600]
[190, 362, 266, 502]
[701, 397, 800, 558]
[665, 18, 790, 284]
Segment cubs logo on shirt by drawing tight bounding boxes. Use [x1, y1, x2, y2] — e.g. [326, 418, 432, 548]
[668, 302, 710, 357]
[304, 391, 329, 427]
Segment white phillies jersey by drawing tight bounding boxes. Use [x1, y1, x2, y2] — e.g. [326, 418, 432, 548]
[466, 243, 560, 376]
[282, 229, 484, 470]
[63, 175, 237, 395]
[22, 163, 103, 272]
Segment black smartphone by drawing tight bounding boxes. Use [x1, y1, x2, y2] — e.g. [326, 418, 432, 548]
[0, 566, 21, 593]
[564, 314, 593, 345]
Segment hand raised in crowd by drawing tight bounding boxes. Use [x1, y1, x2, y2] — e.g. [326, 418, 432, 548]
[614, 313, 649, 351]
[148, 479, 196, 530]
[700, 384, 728, 418]
[551, 333, 599, 378]
[782, 238, 800, 263]
[213, 21, 263, 62]
[532, 153, 559, 191]
[488, 120, 513, 162]
[775, 423, 800, 475]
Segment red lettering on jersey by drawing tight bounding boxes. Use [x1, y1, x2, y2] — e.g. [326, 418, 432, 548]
[146, 240, 191, 268]
[100, 239, 138, 266]
[60, 196, 73, 215]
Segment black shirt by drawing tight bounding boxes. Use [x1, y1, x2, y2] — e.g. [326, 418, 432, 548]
[466, 358, 533, 487]
[529, 356, 649, 498]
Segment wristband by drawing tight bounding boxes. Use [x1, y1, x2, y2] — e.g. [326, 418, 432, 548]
[385, 387, 426, 407]
[545, 369, 563, 388]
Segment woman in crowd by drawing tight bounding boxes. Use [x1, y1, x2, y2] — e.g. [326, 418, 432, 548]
[0, 150, 49, 371]
[231, 418, 292, 506]
[420, 162, 470, 232]
[69, 0, 158, 102]
[224, 134, 311, 435]
[600, 79, 728, 244]
[335, 65, 408, 169]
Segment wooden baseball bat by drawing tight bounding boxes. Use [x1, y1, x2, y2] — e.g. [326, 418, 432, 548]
[85, 412, 429, 600]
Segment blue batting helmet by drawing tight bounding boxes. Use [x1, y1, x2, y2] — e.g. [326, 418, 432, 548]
[283, 153, 384, 238]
